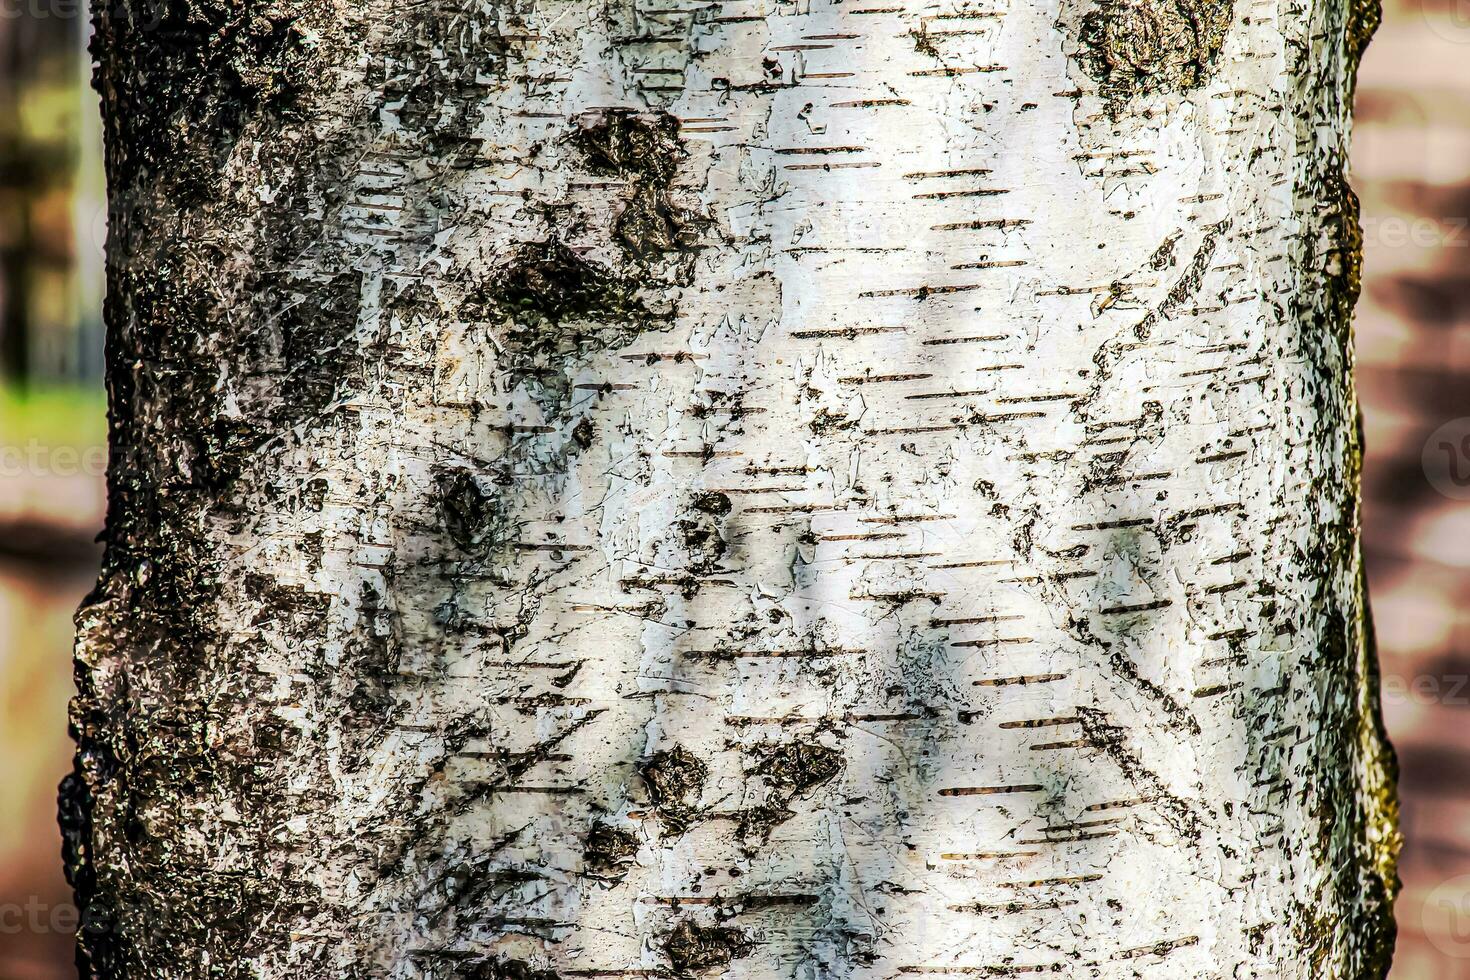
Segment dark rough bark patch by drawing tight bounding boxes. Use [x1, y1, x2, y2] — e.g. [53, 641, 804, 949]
[572, 417, 596, 450]
[196, 416, 267, 493]
[338, 582, 406, 752]
[753, 741, 844, 795]
[677, 489, 732, 572]
[483, 239, 667, 411]
[735, 741, 843, 846]
[71, 2, 531, 975]
[70, 96, 376, 980]
[677, 515, 727, 568]
[1312, 166, 1366, 353]
[734, 803, 797, 846]
[639, 746, 709, 836]
[640, 746, 708, 805]
[459, 109, 706, 415]
[691, 491, 732, 517]
[616, 185, 703, 261]
[438, 467, 516, 556]
[62, 139, 313, 977]
[1297, 607, 1399, 980]
[495, 240, 651, 328]
[662, 919, 752, 975]
[276, 269, 367, 423]
[583, 822, 641, 874]
[568, 109, 707, 264]
[569, 109, 684, 183]
[459, 956, 560, 980]
[1075, 0, 1235, 105]
[1281, 0, 1399, 958]
[1346, 0, 1381, 77]
[92, 0, 322, 202]
[375, 2, 506, 146]
[1353, 562, 1401, 980]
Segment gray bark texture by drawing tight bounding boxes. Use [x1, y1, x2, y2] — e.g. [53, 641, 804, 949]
[62, 0, 1399, 977]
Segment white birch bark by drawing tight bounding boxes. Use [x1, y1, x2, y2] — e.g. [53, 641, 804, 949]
[64, 0, 1398, 977]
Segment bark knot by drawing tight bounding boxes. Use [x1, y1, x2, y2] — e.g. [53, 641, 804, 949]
[640, 746, 708, 806]
[583, 822, 641, 874]
[662, 919, 752, 975]
[639, 746, 709, 836]
[1076, 0, 1234, 104]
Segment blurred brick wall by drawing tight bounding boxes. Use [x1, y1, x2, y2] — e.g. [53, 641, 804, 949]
[0, 562, 89, 980]
[1356, 1, 1470, 975]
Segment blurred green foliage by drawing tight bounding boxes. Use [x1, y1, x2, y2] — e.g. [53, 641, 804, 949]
[0, 380, 105, 449]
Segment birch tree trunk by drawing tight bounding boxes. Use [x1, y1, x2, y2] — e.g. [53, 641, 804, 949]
[62, 0, 1399, 976]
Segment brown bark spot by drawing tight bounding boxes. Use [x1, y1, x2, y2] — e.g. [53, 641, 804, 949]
[437, 467, 514, 556]
[1076, 0, 1234, 103]
[757, 741, 844, 795]
[640, 746, 709, 805]
[663, 919, 752, 975]
[583, 822, 641, 874]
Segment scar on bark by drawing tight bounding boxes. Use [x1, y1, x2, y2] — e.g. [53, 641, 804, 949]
[459, 955, 559, 980]
[568, 108, 706, 261]
[639, 746, 709, 835]
[663, 919, 752, 975]
[738, 741, 844, 844]
[583, 821, 641, 874]
[437, 467, 514, 555]
[1075, 0, 1234, 104]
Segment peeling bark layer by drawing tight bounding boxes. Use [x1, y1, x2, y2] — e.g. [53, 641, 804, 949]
[65, 0, 1397, 977]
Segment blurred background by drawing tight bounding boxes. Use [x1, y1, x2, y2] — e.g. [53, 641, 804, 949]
[0, 1, 1466, 977]
[0, 3, 103, 978]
